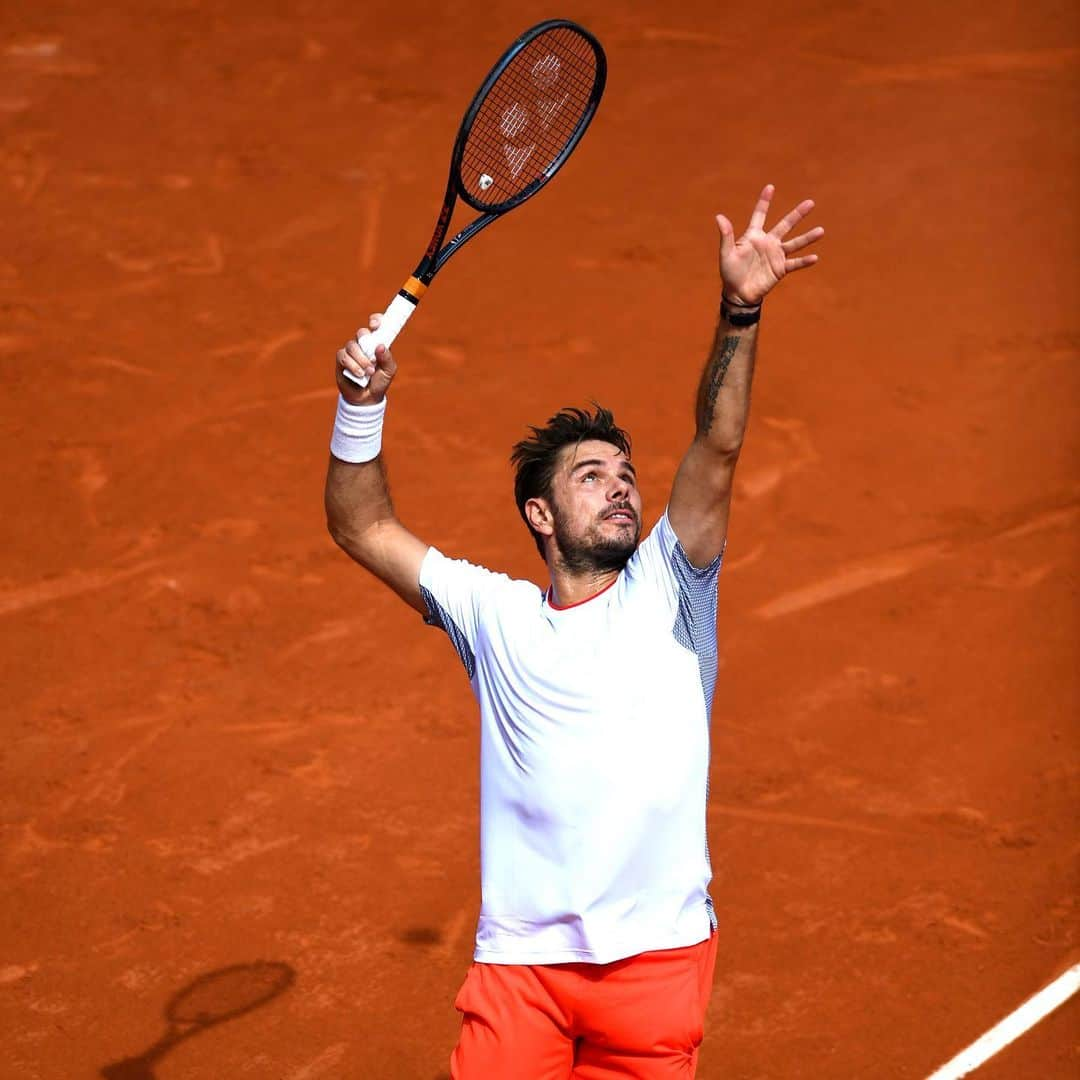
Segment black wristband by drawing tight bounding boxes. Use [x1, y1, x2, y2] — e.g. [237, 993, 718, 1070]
[721, 298, 762, 327]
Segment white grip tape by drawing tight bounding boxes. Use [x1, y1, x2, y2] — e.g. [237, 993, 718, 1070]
[342, 293, 418, 388]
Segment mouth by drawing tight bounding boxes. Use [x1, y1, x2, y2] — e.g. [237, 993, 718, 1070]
[603, 510, 636, 525]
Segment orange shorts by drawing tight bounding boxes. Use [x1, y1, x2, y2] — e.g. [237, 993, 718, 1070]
[449, 930, 719, 1079]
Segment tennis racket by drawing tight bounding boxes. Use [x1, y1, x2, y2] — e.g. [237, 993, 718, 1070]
[101, 961, 295, 1079]
[343, 18, 606, 387]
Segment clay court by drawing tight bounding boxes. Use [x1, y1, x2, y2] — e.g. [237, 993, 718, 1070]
[2, 2, 1077, 1077]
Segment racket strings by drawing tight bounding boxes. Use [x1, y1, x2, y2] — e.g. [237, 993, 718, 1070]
[167, 962, 294, 1024]
[461, 27, 599, 209]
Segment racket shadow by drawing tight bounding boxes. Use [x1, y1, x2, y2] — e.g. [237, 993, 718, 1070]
[100, 960, 296, 1079]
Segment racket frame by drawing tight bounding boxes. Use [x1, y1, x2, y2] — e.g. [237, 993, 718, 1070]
[414, 18, 606, 286]
[344, 18, 606, 386]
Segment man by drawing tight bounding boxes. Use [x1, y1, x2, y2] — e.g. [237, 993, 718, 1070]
[325, 185, 822, 1078]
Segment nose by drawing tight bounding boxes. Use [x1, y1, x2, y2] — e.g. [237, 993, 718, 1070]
[609, 475, 630, 502]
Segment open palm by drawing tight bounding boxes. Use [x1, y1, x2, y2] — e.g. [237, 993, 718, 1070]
[717, 184, 823, 306]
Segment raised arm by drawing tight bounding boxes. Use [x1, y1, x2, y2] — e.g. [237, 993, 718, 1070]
[668, 185, 823, 566]
[324, 314, 430, 614]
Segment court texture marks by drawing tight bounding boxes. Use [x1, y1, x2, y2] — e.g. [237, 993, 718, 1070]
[1, 2, 1076, 1077]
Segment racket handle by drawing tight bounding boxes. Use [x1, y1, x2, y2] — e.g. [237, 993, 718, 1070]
[342, 292, 419, 388]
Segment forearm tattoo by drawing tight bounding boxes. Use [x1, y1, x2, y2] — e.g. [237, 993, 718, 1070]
[699, 334, 739, 435]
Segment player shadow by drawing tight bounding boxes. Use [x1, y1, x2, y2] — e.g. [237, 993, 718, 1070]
[99, 960, 295, 1079]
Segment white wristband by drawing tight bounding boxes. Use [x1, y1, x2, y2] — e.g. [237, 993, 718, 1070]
[330, 395, 386, 463]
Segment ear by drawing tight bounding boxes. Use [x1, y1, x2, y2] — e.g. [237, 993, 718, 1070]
[525, 497, 554, 537]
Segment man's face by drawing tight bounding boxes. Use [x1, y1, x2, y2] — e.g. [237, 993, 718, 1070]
[541, 440, 643, 573]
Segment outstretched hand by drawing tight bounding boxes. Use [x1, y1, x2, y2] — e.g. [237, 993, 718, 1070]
[716, 185, 823, 306]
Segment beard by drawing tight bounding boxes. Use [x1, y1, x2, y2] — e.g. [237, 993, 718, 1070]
[551, 502, 641, 575]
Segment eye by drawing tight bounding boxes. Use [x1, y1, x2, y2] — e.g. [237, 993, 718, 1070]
[582, 471, 597, 482]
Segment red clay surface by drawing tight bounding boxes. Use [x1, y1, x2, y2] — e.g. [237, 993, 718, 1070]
[2, 2, 1078, 1078]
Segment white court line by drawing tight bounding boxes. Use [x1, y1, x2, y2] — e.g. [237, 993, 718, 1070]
[925, 963, 1080, 1079]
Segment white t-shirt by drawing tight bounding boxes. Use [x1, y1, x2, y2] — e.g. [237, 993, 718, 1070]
[418, 509, 722, 965]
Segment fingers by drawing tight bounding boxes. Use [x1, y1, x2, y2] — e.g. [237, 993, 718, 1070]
[784, 253, 819, 272]
[335, 310, 395, 400]
[715, 213, 736, 260]
[769, 199, 815, 240]
[747, 183, 774, 232]
[341, 315, 384, 378]
[781, 225, 825, 254]
[338, 338, 375, 382]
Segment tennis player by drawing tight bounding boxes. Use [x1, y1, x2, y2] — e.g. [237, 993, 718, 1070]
[325, 184, 822, 1078]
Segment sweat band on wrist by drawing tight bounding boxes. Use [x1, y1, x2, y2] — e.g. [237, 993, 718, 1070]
[330, 394, 386, 463]
[721, 297, 762, 327]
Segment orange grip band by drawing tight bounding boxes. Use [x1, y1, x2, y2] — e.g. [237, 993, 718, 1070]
[402, 276, 427, 300]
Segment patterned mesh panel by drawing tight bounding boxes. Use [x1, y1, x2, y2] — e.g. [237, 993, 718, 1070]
[668, 537, 724, 927]
[668, 542, 724, 714]
[420, 586, 477, 681]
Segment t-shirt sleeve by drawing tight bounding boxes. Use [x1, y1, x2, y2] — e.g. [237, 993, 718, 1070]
[630, 508, 724, 597]
[627, 508, 724, 711]
[417, 546, 505, 681]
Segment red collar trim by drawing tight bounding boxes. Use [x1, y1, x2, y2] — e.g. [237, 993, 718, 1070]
[546, 576, 619, 611]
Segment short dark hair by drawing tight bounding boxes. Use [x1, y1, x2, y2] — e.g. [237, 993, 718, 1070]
[510, 404, 632, 559]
